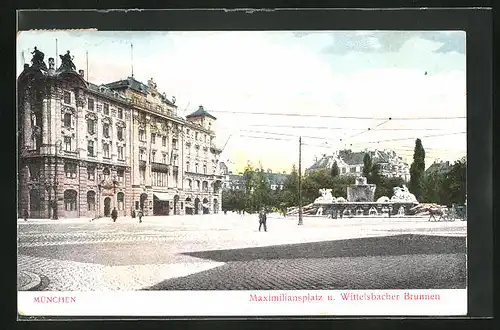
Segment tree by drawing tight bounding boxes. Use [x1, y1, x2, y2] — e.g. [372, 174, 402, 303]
[280, 165, 299, 209]
[362, 153, 372, 179]
[409, 138, 426, 200]
[441, 157, 466, 206]
[331, 161, 340, 178]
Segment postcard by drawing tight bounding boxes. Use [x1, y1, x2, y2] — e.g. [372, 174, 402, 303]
[17, 28, 467, 317]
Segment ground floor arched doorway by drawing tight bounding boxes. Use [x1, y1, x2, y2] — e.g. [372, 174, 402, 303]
[185, 197, 193, 215]
[153, 195, 169, 216]
[213, 198, 219, 214]
[174, 195, 180, 215]
[202, 198, 209, 214]
[104, 197, 111, 216]
[194, 198, 200, 215]
[140, 193, 148, 211]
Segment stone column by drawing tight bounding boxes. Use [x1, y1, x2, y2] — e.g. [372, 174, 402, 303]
[23, 95, 32, 150]
[42, 99, 49, 150]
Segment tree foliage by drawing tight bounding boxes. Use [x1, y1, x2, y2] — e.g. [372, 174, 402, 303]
[220, 153, 465, 213]
[421, 157, 466, 206]
[409, 138, 426, 200]
[362, 153, 372, 179]
[331, 161, 340, 178]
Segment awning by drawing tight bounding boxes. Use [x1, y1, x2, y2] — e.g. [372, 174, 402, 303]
[153, 192, 173, 201]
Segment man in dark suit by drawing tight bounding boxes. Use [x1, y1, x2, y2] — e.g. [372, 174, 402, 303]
[258, 208, 267, 232]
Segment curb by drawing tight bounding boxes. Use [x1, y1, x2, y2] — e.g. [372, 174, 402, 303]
[18, 270, 42, 291]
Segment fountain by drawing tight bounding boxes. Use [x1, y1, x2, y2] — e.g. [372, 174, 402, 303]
[311, 176, 419, 218]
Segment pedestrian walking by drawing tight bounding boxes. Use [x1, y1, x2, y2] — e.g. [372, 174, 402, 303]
[137, 209, 143, 223]
[23, 209, 28, 222]
[111, 207, 118, 222]
[258, 208, 267, 232]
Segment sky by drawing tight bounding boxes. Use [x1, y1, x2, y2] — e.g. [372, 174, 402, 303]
[17, 30, 466, 174]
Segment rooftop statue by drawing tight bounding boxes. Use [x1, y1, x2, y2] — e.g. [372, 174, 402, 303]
[58, 50, 76, 72]
[30, 47, 48, 71]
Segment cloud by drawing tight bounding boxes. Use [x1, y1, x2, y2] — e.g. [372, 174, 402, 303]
[320, 31, 465, 55]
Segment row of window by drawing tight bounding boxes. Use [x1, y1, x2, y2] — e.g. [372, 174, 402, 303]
[139, 168, 179, 186]
[152, 171, 168, 187]
[87, 141, 125, 160]
[62, 92, 124, 119]
[62, 114, 125, 141]
[87, 98, 124, 119]
[185, 129, 214, 144]
[28, 189, 125, 212]
[63, 163, 125, 182]
[185, 179, 209, 191]
[87, 119, 125, 140]
[186, 162, 207, 174]
[139, 131, 178, 149]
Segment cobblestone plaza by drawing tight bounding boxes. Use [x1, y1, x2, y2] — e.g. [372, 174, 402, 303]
[17, 214, 466, 291]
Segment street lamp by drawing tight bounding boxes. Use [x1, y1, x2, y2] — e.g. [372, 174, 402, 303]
[97, 174, 103, 219]
[52, 139, 62, 220]
[112, 174, 118, 209]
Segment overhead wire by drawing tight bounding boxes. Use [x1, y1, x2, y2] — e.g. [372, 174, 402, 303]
[210, 109, 466, 120]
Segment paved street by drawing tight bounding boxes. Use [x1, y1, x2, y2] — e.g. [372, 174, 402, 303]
[17, 213, 467, 291]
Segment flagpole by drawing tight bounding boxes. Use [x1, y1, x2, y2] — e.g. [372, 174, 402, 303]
[131, 43, 134, 78]
[86, 50, 89, 81]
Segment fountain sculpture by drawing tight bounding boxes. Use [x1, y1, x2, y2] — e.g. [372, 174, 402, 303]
[312, 176, 419, 217]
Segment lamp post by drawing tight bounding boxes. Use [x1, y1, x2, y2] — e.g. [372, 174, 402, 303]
[112, 175, 118, 209]
[53, 139, 62, 220]
[44, 176, 52, 219]
[97, 174, 103, 219]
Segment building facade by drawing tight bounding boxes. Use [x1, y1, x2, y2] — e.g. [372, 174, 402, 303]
[222, 170, 290, 191]
[306, 149, 410, 181]
[17, 48, 223, 219]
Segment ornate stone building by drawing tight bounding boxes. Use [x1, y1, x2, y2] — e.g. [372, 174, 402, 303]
[17, 47, 223, 219]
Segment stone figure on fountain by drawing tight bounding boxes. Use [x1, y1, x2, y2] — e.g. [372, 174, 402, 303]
[314, 188, 335, 204]
[391, 185, 418, 203]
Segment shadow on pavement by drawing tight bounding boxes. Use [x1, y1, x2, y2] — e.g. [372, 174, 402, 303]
[146, 234, 467, 290]
[181, 234, 466, 262]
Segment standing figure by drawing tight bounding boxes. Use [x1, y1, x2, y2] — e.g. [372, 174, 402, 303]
[137, 209, 143, 223]
[258, 208, 267, 232]
[23, 209, 29, 222]
[111, 207, 118, 222]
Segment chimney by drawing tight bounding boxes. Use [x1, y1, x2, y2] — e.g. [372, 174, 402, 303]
[78, 69, 84, 77]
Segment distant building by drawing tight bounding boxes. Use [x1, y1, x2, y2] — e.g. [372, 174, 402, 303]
[306, 148, 410, 181]
[425, 160, 452, 176]
[223, 169, 290, 191]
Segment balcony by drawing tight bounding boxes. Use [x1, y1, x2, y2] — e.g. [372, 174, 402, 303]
[129, 97, 180, 121]
[151, 162, 169, 173]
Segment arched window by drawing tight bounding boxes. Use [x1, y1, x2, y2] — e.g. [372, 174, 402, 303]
[103, 167, 110, 181]
[87, 191, 96, 211]
[202, 181, 208, 191]
[64, 190, 78, 211]
[203, 164, 207, 174]
[186, 161, 190, 172]
[29, 189, 41, 212]
[117, 192, 124, 211]
[196, 180, 201, 190]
